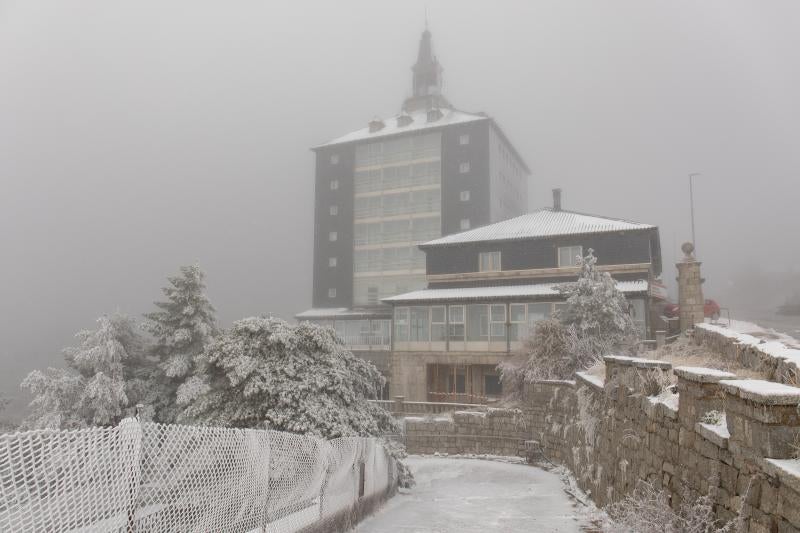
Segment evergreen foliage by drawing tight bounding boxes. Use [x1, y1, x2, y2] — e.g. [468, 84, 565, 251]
[555, 248, 638, 348]
[143, 264, 217, 422]
[177, 317, 398, 439]
[20, 313, 149, 429]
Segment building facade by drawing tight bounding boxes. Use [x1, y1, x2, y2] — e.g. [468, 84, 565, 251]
[383, 190, 662, 402]
[299, 28, 530, 379]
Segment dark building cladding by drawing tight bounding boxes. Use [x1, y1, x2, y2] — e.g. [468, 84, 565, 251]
[305, 28, 531, 312]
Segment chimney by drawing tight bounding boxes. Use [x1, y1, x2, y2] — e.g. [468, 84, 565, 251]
[368, 119, 385, 133]
[552, 188, 562, 211]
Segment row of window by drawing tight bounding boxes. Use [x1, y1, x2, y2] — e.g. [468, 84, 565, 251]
[474, 247, 584, 273]
[355, 133, 441, 167]
[354, 217, 441, 246]
[309, 318, 392, 347]
[354, 189, 440, 219]
[354, 246, 426, 273]
[393, 302, 560, 343]
[326, 132, 469, 168]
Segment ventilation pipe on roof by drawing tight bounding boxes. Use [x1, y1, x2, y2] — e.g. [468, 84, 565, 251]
[368, 119, 385, 133]
[552, 188, 562, 211]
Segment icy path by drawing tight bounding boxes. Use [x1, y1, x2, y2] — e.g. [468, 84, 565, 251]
[356, 456, 595, 533]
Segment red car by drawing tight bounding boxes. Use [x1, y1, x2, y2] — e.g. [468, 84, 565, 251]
[663, 299, 721, 320]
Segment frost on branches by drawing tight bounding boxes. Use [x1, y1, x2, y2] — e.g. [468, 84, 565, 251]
[500, 250, 636, 391]
[177, 317, 398, 439]
[20, 313, 149, 429]
[144, 264, 218, 423]
[555, 248, 638, 349]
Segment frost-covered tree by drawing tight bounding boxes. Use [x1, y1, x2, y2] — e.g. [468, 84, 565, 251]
[20, 313, 149, 429]
[177, 317, 397, 439]
[144, 264, 217, 423]
[556, 248, 638, 351]
[499, 250, 637, 392]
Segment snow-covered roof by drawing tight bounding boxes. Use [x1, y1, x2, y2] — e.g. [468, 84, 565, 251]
[382, 279, 648, 304]
[420, 208, 656, 248]
[314, 108, 489, 148]
[295, 308, 390, 320]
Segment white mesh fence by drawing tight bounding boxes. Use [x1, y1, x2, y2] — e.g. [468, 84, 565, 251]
[0, 419, 399, 533]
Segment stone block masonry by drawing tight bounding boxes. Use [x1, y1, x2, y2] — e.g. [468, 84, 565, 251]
[402, 357, 800, 532]
[403, 408, 527, 457]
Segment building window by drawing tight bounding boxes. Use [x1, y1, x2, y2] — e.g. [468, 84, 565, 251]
[329, 231, 337, 241]
[329, 205, 338, 216]
[330, 180, 339, 190]
[327, 288, 336, 298]
[431, 306, 446, 342]
[409, 307, 430, 342]
[460, 219, 471, 230]
[558, 246, 583, 267]
[330, 154, 339, 165]
[394, 307, 409, 342]
[527, 303, 552, 335]
[484, 374, 502, 396]
[490, 304, 507, 340]
[448, 305, 465, 341]
[459, 134, 470, 145]
[509, 303, 526, 341]
[479, 251, 501, 272]
[467, 304, 489, 341]
[459, 162, 470, 174]
[367, 286, 379, 305]
[328, 257, 337, 267]
[460, 190, 470, 202]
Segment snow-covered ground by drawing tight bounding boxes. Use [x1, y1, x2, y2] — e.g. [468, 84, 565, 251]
[356, 456, 600, 533]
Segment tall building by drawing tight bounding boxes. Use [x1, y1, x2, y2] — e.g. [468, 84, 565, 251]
[298, 28, 530, 380]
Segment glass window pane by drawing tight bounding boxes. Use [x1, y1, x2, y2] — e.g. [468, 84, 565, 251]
[490, 322, 506, 340]
[449, 305, 464, 323]
[394, 308, 409, 342]
[490, 304, 506, 322]
[510, 304, 526, 323]
[409, 306, 430, 342]
[431, 306, 445, 323]
[467, 304, 489, 341]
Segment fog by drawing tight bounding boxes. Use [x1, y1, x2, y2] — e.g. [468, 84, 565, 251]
[2, 1, 799, 410]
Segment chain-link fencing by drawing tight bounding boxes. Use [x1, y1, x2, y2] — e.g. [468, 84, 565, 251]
[0, 419, 399, 532]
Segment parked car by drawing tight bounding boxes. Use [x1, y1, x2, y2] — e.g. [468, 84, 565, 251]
[663, 299, 721, 320]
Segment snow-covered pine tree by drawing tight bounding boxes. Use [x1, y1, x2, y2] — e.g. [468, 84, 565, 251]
[143, 264, 217, 423]
[20, 313, 149, 429]
[556, 248, 638, 350]
[177, 317, 398, 439]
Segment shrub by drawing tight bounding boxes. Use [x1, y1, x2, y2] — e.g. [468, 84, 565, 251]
[605, 480, 736, 533]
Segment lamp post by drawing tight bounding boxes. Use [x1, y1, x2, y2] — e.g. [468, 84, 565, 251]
[689, 173, 701, 253]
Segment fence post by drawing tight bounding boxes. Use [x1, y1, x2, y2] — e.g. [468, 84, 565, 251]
[122, 416, 144, 533]
[656, 330, 666, 348]
[393, 396, 405, 415]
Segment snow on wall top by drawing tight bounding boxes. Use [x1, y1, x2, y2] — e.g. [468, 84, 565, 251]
[295, 308, 391, 319]
[420, 208, 656, 247]
[314, 108, 489, 148]
[382, 279, 648, 304]
[696, 321, 800, 370]
[719, 379, 800, 405]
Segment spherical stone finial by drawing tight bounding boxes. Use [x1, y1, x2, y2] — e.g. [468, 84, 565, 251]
[681, 242, 695, 257]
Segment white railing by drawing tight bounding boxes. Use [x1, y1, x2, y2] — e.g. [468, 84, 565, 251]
[0, 419, 398, 532]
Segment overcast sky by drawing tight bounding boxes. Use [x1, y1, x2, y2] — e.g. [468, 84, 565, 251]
[2, 1, 799, 405]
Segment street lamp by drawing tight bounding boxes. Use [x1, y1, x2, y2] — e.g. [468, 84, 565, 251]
[689, 173, 701, 253]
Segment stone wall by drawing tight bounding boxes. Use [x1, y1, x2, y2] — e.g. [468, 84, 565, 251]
[403, 409, 527, 457]
[694, 323, 800, 385]
[403, 356, 800, 532]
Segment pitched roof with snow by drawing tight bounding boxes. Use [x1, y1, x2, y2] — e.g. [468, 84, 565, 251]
[420, 208, 656, 248]
[382, 280, 648, 304]
[313, 108, 489, 149]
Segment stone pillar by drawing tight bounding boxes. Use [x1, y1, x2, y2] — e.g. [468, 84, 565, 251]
[393, 396, 405, 415]
[719, 379, 800, 459]
[676, 242, 705, 332]
[673, 366, 736, 429]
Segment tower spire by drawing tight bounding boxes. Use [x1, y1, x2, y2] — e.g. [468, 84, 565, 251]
[402, 26, 451, 112]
